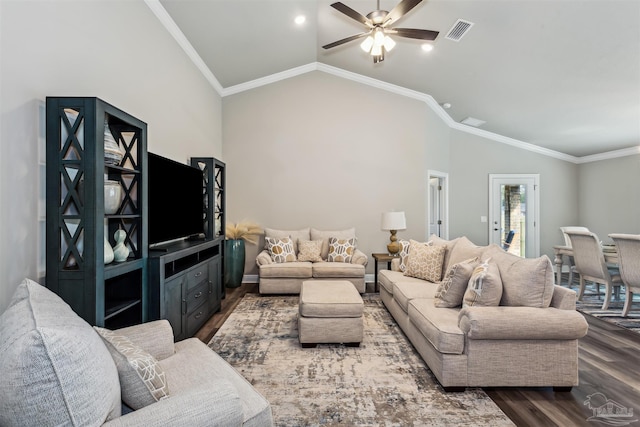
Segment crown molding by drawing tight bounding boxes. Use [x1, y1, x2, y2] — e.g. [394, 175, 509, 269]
[144, 0, 224, 94]
[146, 1, 638, 165]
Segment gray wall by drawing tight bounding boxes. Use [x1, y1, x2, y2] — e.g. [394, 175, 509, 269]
[222, 72, 450, 275]
[448, 130, 579, 260]
[578, 153, 640, 243]
[0, 0, 222, 312]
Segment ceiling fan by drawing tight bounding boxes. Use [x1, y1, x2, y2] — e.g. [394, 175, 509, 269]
[322, 0, 439, 63]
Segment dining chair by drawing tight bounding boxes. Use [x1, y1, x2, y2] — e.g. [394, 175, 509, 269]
[608, 234, 640, 317]
[560, 226, 589, 288]
[566, 230, 622, 310]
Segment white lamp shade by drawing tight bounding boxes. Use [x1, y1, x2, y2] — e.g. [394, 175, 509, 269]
[381, 212, 406, 231]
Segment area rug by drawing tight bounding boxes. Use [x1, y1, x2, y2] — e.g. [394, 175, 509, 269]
[575, 282, 640, 335]
[208, 294, 514, 426]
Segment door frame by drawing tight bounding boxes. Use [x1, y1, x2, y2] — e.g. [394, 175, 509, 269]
[488, 174, 540, 257]
[427, 170, 449, 240]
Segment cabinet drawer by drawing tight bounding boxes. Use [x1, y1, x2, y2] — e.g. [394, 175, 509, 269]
[187, 301, 208, 334]
[185, 263, 209, 291]
[186, 281, 208, 314]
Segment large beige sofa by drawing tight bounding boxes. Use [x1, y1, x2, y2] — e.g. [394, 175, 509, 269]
[256, 227, 368, 294]
[379, 236, 589, 391]
[0, 279, 273, 427]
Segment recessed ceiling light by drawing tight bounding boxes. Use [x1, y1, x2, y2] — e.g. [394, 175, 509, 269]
[294, 15, 306, 25]
[421, 44, 434, 52]
[461, 117, 486, 127]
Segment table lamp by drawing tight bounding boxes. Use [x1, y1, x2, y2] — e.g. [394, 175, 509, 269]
[381, 211, 406, 255]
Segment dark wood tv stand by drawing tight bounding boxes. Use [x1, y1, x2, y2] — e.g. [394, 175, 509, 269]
[148, 238, 223, 341]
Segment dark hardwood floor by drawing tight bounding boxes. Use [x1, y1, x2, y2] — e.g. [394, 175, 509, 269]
[197, 285, 640, 427]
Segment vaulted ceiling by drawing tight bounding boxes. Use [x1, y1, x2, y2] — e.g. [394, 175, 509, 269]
[157, 0, 640, 159]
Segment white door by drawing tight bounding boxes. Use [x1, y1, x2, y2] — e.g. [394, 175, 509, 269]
[427, 171, 448, 239]
[488, 174, 539, 257]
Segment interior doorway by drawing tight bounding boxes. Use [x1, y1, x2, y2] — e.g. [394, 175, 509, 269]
[427, 170, 448, 239]
[488, 174, 539, 257]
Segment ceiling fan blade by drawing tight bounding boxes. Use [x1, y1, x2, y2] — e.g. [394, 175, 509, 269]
[330, 2, 372, 27]
[383, 0, 423, 26]
[322, 32, 370, 49]
[392, 28, 439, 40]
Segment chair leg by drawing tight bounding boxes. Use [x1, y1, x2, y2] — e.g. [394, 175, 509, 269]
[622, 288, 633, 317]
[568, 270, 574, 288]
[577, 277, 586, 300]
[602, 283, 612, 310]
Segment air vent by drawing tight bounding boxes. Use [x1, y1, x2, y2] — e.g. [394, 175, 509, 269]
[445, 19, 474, 42]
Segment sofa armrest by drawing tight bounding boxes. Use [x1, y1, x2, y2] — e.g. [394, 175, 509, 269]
[351, 249, 368, 266]
[391, 258, 401, 272]
[549, 285, 577, 310]
[115, 320, 175, 361]
[256, 250, 273, 266]
[103, 380, 244, 427]
[458, 306, 588, 340]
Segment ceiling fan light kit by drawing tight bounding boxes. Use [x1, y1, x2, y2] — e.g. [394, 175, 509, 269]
[323, 0, 439, 63]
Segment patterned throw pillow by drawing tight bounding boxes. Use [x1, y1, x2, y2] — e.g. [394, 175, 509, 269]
[328, 237, 356, 263]
[398, 239, 411, 272]
[265, 236, 297, 263]
[94, 327, 169, 410]
[462, 259, 503, 308]
[403, 239, 445, 282]
[297, 239, 323, 262]
[434, 257, 479, 308]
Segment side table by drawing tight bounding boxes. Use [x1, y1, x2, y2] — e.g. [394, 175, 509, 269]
[372, 253, 398, 292]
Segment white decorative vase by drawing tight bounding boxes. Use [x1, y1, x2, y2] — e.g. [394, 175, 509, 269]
[104, 236, 114, 264]
[104, 180, 122, 215]
[112, 229, 130, 262]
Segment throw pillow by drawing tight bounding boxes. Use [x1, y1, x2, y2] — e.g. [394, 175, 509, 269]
[463, 259, 503, 307]
[265, 236, 297, 263]
[297, 239, 323, 262]
[398, 239, 411, 272]
[264, 227, 310, 253]
[483, 244, 555, 308]
[94, 327, 169, 410]
[446, 236, 484, 272]
[310, 228, 356, 260]
[434, 257, 479, 308]
[403, 239, 445, 282]
[0, 279, 121, 427]
[428, 235, 461, 280]
[327, 237, 356, 263]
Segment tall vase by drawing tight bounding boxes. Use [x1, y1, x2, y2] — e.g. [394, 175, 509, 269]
[225, 239, 245, 288]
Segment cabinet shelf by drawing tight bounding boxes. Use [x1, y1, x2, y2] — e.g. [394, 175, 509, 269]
[46, 97, 148, 328]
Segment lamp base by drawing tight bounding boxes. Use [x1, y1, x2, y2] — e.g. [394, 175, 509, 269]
[387, 241, 401, 255]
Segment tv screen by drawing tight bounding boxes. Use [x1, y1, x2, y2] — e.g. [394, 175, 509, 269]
[148, 152, 204, 246]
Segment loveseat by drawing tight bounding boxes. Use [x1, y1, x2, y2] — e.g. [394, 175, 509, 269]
[256, 227, 368, 294]
[379, 235, 589, 391]
[0, 279, 273, 427]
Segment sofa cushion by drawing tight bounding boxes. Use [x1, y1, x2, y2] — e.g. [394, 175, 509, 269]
[446, 236, 485, 272]
[393, 281, 438, 313]
[408, 298, 465, 354]
[483, 245, 555, 308]
[312, 262, 365, 278]
[404, 239, 445, 282]
[264, 227, 310, 253]
[311, 227, 356, 260]
[95, 327, 170, 410]
[463, 260, 503, 307]
[259, 261, 312, 278]
[266, 236, 297, 263]
[378, 269, 405, 295]
[297, 239, 323, 262]
[428, 235, 461, 280]
[434, 257, 479, 308]
[0, 279, 121, 427]
[328, 237, 356, 263]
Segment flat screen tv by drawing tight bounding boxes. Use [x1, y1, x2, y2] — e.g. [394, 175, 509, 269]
[148, 152, 204, 246]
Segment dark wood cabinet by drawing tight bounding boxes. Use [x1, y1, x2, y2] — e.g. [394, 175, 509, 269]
[45, 97, 147, 328]
[148, 239, 223, 341]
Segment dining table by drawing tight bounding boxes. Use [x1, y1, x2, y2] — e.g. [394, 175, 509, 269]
[552, 244, 619, 286]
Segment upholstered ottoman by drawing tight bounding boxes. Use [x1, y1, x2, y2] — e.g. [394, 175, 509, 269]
[298, 280, 364, 348]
